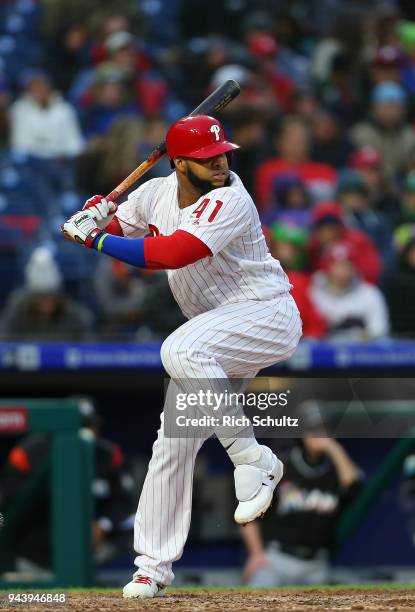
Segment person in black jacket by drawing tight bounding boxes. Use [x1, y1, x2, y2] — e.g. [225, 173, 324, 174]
[241, 434, 362, 586]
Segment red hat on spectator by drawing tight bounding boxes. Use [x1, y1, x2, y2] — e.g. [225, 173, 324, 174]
[248, 33, 279, 59]
[373, 45, 402, 67]
[312, 201, 344, 225]
[349, 146, 381, 170]
[321, 242, 359, 270]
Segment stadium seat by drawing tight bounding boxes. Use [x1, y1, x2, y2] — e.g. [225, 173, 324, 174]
[54, 238, 100, 303]
[0, 225, 25, 298]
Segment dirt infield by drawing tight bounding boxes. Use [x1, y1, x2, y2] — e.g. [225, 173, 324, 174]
[2, 587, 415, 612]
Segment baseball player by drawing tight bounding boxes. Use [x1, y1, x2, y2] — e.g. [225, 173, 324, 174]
[62, 115, 302, 598]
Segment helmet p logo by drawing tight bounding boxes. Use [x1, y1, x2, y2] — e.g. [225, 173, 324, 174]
[210, 124, 221, 141]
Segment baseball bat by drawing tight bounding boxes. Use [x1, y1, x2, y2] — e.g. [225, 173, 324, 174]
[105, 79, 241, 202]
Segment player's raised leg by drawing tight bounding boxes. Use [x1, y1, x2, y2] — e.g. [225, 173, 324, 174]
[159, 296, 300, 525]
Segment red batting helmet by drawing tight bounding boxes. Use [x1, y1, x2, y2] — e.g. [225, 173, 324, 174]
[166, 115, 239, 161]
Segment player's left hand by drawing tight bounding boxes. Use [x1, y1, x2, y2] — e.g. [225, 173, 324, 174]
[61, 211, 102, 248]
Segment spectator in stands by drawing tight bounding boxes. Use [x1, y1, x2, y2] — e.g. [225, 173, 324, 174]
[105, 31, 168, 116]
[104, 31, 138, 78]
[70, 28, 163, 116]
[241, 431, 362, 586]
[0, 75, 10, 147]
[397, 172, 415, 225]
[318, 51, 363, 127]
[370, 4, 401, 49]
[349, 146, 399, 220]
[179, 0, 257, 42]
[77, 116, 172, 196]
[228, 110, 270, 199]
[135, 117, 173, 181]
[247, 33, 295, 114]
[93, 258, 145, 338]
[382, 226, 415, 337]
[310, 242, 389, 341]
[350, 81, 415, 182]
[397, 20, 415, 96]
[254, 116, 337, 211]
[212, 63, 278, 121]
[173, 35, 233, 110]
[41, 0, 142, 41]
[0, 247, 92, 341]
[81, 65, 137, 138]
[76, 115, 143, 195]
[240, 9, 273, 44]
[89, 14, 147, 66]
[131, 271, 186, 340]
[270, 8, 311, 87]
[291, 89, 319, 122]
[311, 109, 355, 169]
[368, 46, 403, 88]
[337, 171, 394, 262]
[47, 21, 92, 94]
[261, 172, 312, 228]
[94, 260, 185, 340]
[308, 201, 382, 284]
[270, 223, 326, 339]
[10, 69, 84, 159]
[0, 398, 136, 570]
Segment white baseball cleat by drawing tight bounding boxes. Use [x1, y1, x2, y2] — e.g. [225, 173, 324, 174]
[123, 574, 165, 599]
[234, 447, 284, 525]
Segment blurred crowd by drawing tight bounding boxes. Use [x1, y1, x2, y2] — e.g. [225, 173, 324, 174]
[1, 0, 415, 340]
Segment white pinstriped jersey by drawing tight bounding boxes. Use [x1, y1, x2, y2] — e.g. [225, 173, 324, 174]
[116, 171, 292, 319]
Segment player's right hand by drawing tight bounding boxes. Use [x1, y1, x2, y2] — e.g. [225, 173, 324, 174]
[82, 195, 118, 229]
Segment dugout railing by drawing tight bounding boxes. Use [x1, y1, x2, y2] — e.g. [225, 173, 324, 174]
[0, 399, 94, 588]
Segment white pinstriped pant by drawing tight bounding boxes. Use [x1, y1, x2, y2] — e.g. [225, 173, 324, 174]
[133, 295, 302, 585]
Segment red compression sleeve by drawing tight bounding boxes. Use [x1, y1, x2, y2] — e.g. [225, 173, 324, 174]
[144, 230, 211, 269]
[105, 216, 124, 236]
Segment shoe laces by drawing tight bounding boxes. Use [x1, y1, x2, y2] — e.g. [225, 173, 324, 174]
[134, 575, 153, 585]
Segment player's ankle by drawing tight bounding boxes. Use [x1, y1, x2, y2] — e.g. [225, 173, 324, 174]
[227, 440, 262, 466]
[248, 445, 274, 471]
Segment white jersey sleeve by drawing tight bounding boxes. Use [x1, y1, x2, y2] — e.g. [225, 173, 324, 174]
[115, 180, 158, 238]
[177, 187, 251, 255]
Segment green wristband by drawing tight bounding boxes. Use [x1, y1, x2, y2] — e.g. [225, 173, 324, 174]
[96, 233, 109, 252]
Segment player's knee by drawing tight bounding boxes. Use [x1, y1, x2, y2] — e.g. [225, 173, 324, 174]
[161, 337, 202, 378]
[285, 321, 302, 359]
[285, 341, 299, 361]
[161, 336, 187, 377]
[160, 337, 177, 376]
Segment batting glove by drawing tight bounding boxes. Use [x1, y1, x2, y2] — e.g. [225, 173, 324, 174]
[61, 211, 102, 248]
[82, 194, 118, 229]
